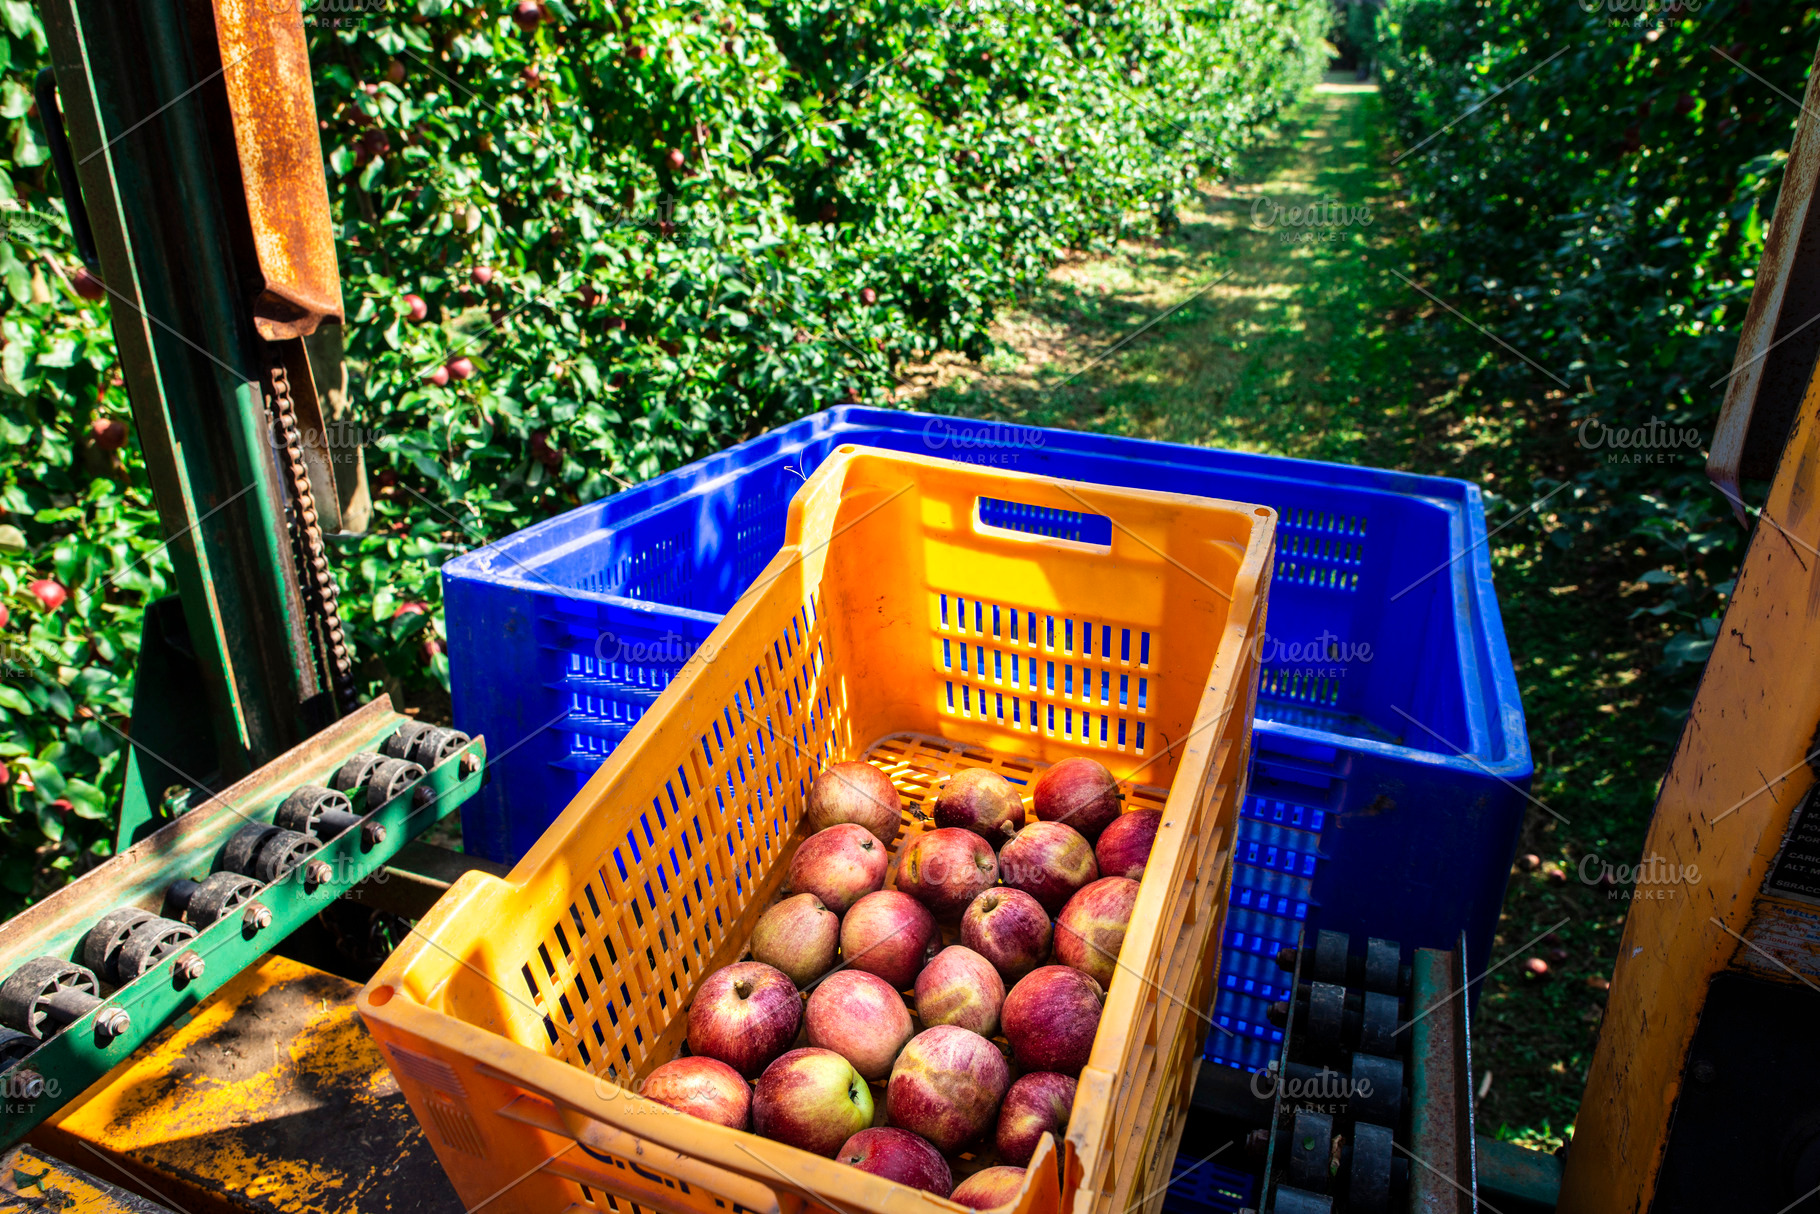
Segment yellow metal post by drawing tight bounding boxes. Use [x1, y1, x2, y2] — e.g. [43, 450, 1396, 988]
[1559, 315, 1820, 1211]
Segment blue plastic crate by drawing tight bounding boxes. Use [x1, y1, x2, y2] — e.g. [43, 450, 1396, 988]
[444, 407, 1531, 1073]
[1162, 1153, 1256, 1214]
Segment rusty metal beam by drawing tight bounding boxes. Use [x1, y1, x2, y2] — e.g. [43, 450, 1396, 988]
[210, 0, 343, 341]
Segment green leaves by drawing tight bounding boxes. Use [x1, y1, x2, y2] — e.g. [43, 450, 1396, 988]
[1380, 0, 1793, 697]
[0, 0, 1322, 911]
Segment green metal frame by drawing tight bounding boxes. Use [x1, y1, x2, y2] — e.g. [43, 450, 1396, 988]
[39, 0, 335, 797]
[0, 699, 485, 1147]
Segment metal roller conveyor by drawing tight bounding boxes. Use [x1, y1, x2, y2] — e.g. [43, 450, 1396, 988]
[0, 959, 124, 1042]
[163, 873, 265, 929]
[0, 698, 488, 1146]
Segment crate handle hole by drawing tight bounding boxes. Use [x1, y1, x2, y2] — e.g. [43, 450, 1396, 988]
[974, 495, 1113, 549]
[369, 984, 396, 1006]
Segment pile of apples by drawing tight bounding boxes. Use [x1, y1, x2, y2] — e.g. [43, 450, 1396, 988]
[638, 756, 1164, 1208]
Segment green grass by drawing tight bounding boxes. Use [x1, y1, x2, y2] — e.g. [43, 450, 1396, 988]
[902, 74, 1694, 1147]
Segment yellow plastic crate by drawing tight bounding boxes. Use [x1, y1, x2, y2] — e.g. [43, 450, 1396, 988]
[359, 447, 1274, 1214]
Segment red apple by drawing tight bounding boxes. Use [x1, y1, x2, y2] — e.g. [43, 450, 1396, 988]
[28, 580, 67, 613]
[578, 283, 601, 307]
[951, 1166, 1027, 1210]
[914, 946, 1004, 1037]
[995, 1072, 1075, 1166]
[806, 761, 903, 845]
[628, 43, 649, 60]
[404, 292, 429, 322]
[70, 267, 106, 300]
[386, 59, 406, 84]
[997, 821, 1097, 915]
[0, 604, 9, 629]
[933, 768, 1023, 843]
[751, 893, 839, 987]
[1054, 876, 1139, 989]
[896, 827, 998, 920]
[961, 888, 1052, 983]
[640, 1056, 751, 1130]
[686, 961, 802, 1078]
[427, 365, 451, 386]
[1032, 758, 1123, 840]
[860, 287, 878, 306]
[1001, 966, 1103, 1076]
[839, 890, 937, 990]
[513, 0, 541, 29]
[805, 969, 913, 1081]
[837, 1127, 952, 1196]
[787, 824, 887, 915]
[752, 1047, 874, 1157]
[1094, 810, 1161, 880]
[90, 417, 127, 451]
[471, 266, 494, 286]
[667, 148, 686, 170]
[885, 1026, 1010, 1153]
[530, 429, 563, 471]
[447, 357, 475, 381]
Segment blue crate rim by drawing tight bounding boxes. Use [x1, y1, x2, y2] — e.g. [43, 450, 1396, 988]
[445, 406, 1530, 781]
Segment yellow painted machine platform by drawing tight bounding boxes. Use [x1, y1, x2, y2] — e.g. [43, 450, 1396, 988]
[28, 955, 461, 1214]
[2, 1144, 179, 1213]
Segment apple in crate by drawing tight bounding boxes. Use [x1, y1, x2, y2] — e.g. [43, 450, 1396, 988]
[998, 821, 1097, 915]
[806, 970, 914, 1081]
[1001, 966, 1103, 1076]
[951, 1166, 1028, 1210]
[687, 962, 802, 1078]
[995, 1072, 1076, 1166]
[1094, 809, 1161, 879]
[787, 823, 888, 915]
[837, 1127, 953, 1196]
[897, 828, 998, 920]
[1032, 758, 1123, 840]
[807, 761, 904, 846]
[840, 890, 938, 989]
[751, 893, 840, 987]
[753, 1048, 875, 1157]
[933, 768, 1023, 843]
[961, 888, 1053, 982]
[1054, 876, 1140, 989]
[885, 1025, 1010, 1152]
[639, 1056, 752, 1130]
[914, 946, 1005, 1036]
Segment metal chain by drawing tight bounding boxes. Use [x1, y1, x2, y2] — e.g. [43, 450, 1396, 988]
[270, 358, 357, 711]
